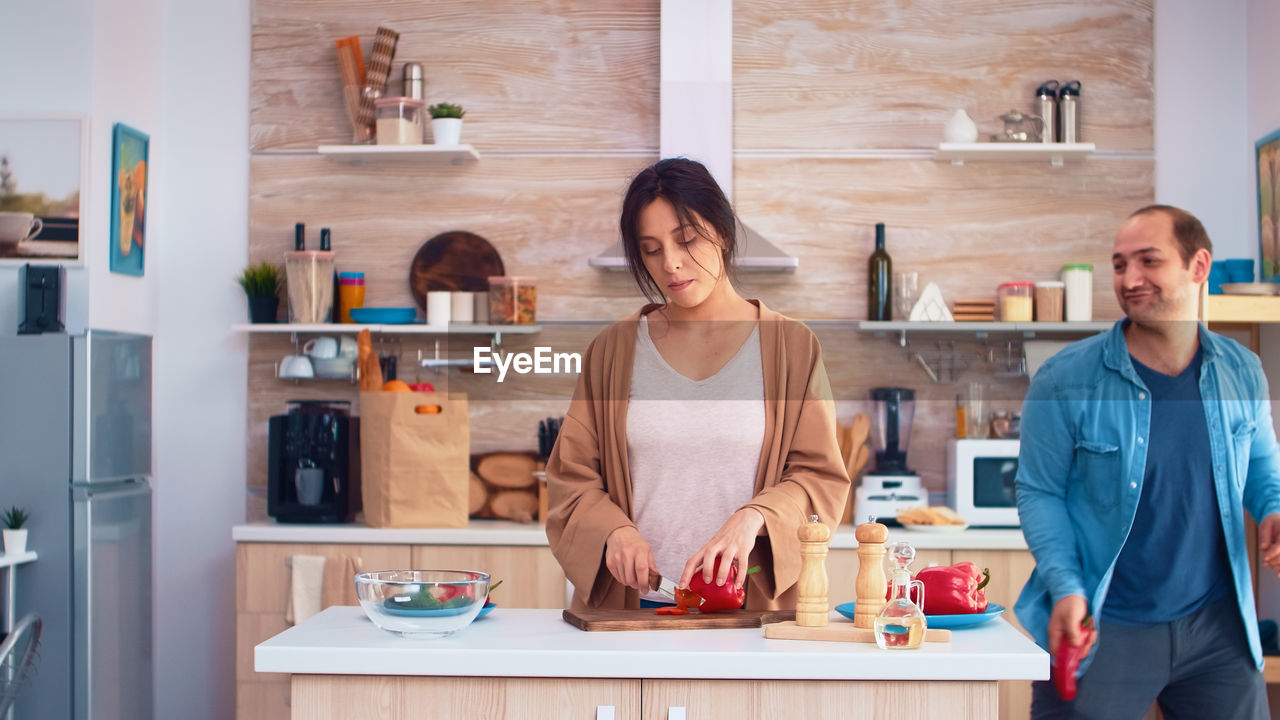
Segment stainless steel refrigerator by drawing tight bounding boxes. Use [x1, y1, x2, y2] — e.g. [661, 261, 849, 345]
[0, 331, 152, 720]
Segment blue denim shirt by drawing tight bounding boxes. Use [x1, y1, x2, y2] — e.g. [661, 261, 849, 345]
[1015, 319, 1280, 670]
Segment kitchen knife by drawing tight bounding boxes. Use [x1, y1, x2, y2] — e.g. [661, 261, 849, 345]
[648, 571, 679, 601]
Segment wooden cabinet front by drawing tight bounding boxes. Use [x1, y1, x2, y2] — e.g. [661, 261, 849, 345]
[411, 545, 567, 608]
[641, 678, 997, 720]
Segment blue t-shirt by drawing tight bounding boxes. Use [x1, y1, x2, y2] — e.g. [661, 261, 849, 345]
[1103, 346, 1232, 626]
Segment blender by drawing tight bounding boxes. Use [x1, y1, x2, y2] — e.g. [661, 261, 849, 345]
[853, 387, 926, 525]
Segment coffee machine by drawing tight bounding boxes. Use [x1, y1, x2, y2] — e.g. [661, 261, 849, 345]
[267, 400, 360, 523]
[854, 387, 926, 525]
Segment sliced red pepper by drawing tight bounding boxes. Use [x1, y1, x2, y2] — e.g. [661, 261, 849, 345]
[652, 588, 703, 615]
[686, 559, 760, 613]
[1053, 616, 1095, 702]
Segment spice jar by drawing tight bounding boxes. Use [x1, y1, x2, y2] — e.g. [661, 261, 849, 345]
[337, 272, 365, 323]
[487, 276, 538, 325]
[374, 96, 425, 145]
[1034, 281, 1064, 322]
[997, 282, 1034, 322]
[1061, 264, 1093, 321]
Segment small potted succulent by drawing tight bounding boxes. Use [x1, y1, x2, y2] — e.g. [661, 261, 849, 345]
[428, 103, 466, 146]
[3, 506, 29, 555]
[238, 261, 282, 323]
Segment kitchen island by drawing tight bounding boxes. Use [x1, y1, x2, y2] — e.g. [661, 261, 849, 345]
[256, 606, 1048, 719]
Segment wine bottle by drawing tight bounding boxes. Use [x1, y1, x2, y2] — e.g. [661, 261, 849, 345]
[867, 222, 892, 321]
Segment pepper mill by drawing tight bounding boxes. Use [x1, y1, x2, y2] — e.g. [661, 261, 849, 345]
[795, 514, 831, 627]
[854, 518, 889, 629]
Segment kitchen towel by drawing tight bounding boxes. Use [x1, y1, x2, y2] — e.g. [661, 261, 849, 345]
[285, 555, 327, 626]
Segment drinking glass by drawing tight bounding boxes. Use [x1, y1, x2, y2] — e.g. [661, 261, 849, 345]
[964, 382, 987, 438]
[894, 271, 919, 320]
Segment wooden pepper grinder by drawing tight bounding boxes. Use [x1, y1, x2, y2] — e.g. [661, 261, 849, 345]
[795, 514, 831, 627]
[854, 519, 889, 629]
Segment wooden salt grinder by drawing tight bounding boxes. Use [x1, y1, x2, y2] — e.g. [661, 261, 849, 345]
[854, 520, 889, 629]
[795, 515, 831, 627]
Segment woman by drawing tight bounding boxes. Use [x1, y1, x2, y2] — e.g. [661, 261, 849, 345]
[546, 158, 849, 611]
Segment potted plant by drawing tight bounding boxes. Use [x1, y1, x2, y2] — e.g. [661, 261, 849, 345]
[3, 506, 29, 555]
[238, 261, 282, 323]
[428, 103, 466, 146]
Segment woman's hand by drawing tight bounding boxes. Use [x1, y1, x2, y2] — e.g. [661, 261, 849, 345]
[605, 525, 656, 591]
[678, 507, 765, 590]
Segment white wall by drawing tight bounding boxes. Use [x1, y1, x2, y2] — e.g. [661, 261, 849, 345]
[1154, 0, 1252, 261]
[151, 0, 250, 717]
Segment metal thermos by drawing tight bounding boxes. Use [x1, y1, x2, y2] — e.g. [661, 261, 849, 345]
[1060, 81, 1081, 143]
[1036, 80, 1060, 143]
[403, 62, 424, 101]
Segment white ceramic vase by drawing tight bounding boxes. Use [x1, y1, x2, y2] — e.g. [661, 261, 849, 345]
[3, 528, 28, 555]
[944, 109, 979, 143]
[431, 118, 463, 146]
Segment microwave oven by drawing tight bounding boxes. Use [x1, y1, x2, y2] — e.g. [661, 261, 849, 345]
[946, 438, 1021, 527]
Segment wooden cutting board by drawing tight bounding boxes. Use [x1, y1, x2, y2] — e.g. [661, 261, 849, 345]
[408, 230, 505, 309]
[563, 608, 795, 632]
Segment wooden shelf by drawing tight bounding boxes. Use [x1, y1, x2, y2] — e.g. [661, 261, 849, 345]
[233, 323, 539, 335]
[858, 320, 1113, 340]
[936, 142, 1096, 167]
[316, 144, 480, 164]
[1206, 294, 1280, 324]
[0, 550, 37, 569]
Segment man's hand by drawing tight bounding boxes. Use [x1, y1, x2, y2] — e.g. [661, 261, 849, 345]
[678, 507, 765, 590]
[1048, 594, 1095, 658]
[1260, 513, 1280, 575]
[605, 526, 656, 591]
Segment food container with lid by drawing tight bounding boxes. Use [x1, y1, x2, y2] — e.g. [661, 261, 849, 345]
[1061, 264, 1093, 321]
[487, 276, 537, 325]
[997, 282, 1034, 322]
[1034, 281, 1064, 322]
[374, 96, 425, 145]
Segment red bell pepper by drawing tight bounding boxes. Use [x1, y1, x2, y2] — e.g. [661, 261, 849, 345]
[687, 559, 760, 613]
[1053, 617, 1095, 702]
[654, 588, 704, 615]
[891, 562, 990, 615]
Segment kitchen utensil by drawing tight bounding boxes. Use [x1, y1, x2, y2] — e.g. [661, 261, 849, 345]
[379, 353, 397, 381]
[409, 230, 506, 310]
[403, 61, 424, 100]
[310, 356, 356, 380]
[348, 307, 417, 324]
[303, 336, 340, 359]
[992, 109, 1043, 143]
[835, 602, 1005, 630]
[333, 38, 372, 143]
[537, 417, 563, 460]
[562, 608, 794, 631]
[278, 354, 314, 379]
[0, 212, 43, 246]
[284, 250, 335, 323]
[648, 571, 680, 602]
[358, 27, 400, 137]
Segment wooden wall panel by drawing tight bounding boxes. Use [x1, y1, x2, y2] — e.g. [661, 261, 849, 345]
[734, 0, 1154, 151]
[250, 0, 659, 150]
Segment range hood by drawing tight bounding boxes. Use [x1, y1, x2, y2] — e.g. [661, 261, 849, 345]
[590, 0, 798, 274]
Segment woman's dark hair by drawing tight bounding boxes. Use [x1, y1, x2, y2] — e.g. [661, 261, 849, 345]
[619, 158, 738, 302]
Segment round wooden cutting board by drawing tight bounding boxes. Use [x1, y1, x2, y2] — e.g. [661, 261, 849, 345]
[408, 230, 505, 309]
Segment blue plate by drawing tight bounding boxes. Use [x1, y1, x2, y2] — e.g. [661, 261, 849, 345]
[834, 601, 1006, 630]
[380, 600, 496, 619]
[477, 602, 495, 620]
[349, 307, 418, 324]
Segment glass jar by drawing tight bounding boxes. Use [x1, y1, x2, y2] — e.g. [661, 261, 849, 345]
[373, 96, 425, 145]
[487, 276, 538, 325]
[1061, 264, 1093, 321]
[997, 282, 1034, 322]
[1034, 281, 1064, 322]
[337, 272, 365, 323]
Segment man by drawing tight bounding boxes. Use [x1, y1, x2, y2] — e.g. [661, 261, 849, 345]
[1016, 205, 1280, 719]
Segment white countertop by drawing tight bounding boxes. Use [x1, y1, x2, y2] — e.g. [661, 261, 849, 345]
[233, 521, 1027, 550]
[256, 606, 1048, 681]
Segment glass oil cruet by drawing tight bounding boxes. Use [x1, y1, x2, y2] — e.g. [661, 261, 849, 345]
[874, 540, 927, 650]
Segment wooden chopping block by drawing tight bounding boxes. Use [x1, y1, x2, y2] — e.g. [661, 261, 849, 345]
[764, 620, 951, 644]
[563, 608, 795, 631]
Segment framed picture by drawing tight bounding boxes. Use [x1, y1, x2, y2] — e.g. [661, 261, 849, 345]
[109, 123, 149, 277]
[0, 115, 89, 264]
[1257, 128, 1280, 281]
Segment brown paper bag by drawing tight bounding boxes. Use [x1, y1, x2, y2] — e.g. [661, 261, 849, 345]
[359, 391, 470, 528]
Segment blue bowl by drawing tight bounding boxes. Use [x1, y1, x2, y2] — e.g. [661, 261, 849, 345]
[834, 601, 1006, 630]
[349, 307, 418, 324]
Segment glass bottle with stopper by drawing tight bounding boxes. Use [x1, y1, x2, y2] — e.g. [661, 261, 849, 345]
[874, 540, 927, 650]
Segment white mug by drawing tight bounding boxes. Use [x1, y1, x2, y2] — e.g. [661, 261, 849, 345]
[450, 291, 475, 323]
[279, 354, 314, 379]
[427, 291, 452, 327]
[337, 335, 358, 359]
[0, 212, 43, 245]
[303, 336, 339, 359]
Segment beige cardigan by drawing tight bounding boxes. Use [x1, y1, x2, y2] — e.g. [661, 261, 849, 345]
[545, 300, 850, 610]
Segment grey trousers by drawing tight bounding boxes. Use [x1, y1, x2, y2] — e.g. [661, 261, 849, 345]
[1030, 595, 1268, 720]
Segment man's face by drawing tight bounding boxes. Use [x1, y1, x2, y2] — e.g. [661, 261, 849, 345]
[1112, 212, 1208, 323]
